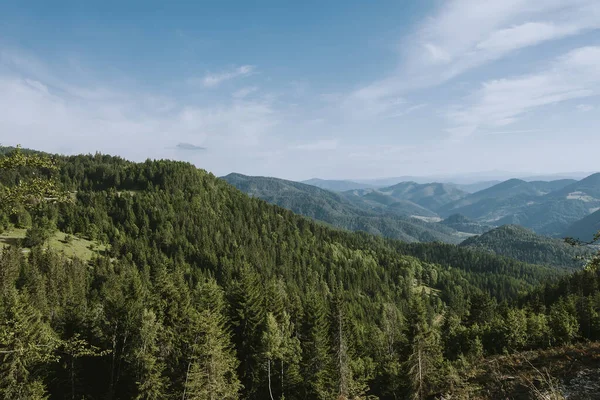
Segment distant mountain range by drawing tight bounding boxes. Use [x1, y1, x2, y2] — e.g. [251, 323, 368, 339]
[302, 172, 594, 191]
[224, 172, 600, 249]
[223, 173, 472, 244]
[344, 181, 468, 213]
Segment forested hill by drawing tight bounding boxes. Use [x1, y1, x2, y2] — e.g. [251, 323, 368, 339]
[0, 148, 598, 400]
[460, 224, 594, 269]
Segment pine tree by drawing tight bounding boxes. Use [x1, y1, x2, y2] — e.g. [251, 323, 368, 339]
[133, 309, 167, 400]
[300, 290, 332, 400]
[183, 279, 241, 400]
[229, 266, 266, 398]
[406, 295, 444, 400]
[0, 289, 58, 399]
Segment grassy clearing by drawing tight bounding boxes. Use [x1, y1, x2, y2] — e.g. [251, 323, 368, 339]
[0, 228, 106, 261]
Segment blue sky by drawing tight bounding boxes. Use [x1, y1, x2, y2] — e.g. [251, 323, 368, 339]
[0, 0, 599, 180]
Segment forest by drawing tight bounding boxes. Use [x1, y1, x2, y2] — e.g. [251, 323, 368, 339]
[1, 146, 599, 399]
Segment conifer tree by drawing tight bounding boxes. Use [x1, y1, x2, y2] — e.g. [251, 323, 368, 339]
[133, 309, 167, 400]
[300, 290, 332, 400]
[183, 280, 241, 400]
[229, 266, 266, 398]
[0, 289, 58, 399]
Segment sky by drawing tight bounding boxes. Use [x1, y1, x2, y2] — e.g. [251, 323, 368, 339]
[0, 0, 599, 181]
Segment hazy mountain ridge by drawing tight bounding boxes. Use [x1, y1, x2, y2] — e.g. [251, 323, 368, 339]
[301, 178, 374, 192]
[223, 173, 464, 243]
[227, 172, 600, 246]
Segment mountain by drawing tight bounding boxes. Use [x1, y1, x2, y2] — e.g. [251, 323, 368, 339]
[562, 208, 600, 242]
[495, 174, 600, 236]
[453, 180, 501, 193]
[460, 224, 593, 268]
[545, 172, 600, 201]
[301, 178, 374, 191]
[2, 147, 598, 400]
[438, 178, 578, 222]
[375, 181, 469, 211]
[223, 173, 462, 243]
[440, 214, 495, 234]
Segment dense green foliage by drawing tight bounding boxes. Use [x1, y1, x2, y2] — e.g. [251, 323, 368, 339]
[460, 224, 593, 269]
[1, 148, 599, 399]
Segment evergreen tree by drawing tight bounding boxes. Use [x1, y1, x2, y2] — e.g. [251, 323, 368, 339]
[133, 309, 167, 400]
[229, 267, 266, 399]
[0, 289, 58, 399]
[183, 280, 241, 400]
[300, 290, 332, 400]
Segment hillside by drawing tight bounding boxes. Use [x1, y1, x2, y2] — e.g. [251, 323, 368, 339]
[375, 181, 468, 211]
[223, 173, 461, 243]
[301, 178, 374, 191]
[563, 208, 600, 242]
[1, 148, 587, 399]
[460, 225, 593, 268]
[438, 179, 576, 219]
[441, 214, 495, 234]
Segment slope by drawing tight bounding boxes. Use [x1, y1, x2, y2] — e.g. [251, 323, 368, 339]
[440, 213, 495, 234]
[562, 208, 600, 242]
[301, 178, 375, 191]
[495, 174, 600, 236]
[0, 148, 580, 400]
[376, 181, 469, 211]
[223, 173, 460, 243]
[460, 224, 593, 268]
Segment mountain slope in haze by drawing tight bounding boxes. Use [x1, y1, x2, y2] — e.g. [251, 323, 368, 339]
[440, 214, 495, 234]
[562, 208, 600, 242]
[460, 224, 593, 268]
[376, 181, 469, 211]
[301, 178, 374, 191]
[223, 173, 462, 243]
[439, 179, 577, 219]
[454, 180, 501, 193]
[494, 174, 600, 236]
[545, 172, 600, 202]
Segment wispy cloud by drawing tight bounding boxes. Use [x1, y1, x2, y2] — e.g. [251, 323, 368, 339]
[232, 86, 258, 99]
[0, 49, 278, 163]
[577, 103, 594, 112]
[447, 46, 600, 137]
[195, 65, 255, 88]
[345, 0, 600, 113]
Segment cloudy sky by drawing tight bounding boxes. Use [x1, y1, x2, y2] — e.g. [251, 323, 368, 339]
[0, 0, 599, 180]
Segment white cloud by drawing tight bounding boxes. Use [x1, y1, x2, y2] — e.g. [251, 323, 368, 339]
[346, 0, 600, 110]
[0, 54, 278, 163]
[447, 46, 600, 137]
[196, 65, 255, 88]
